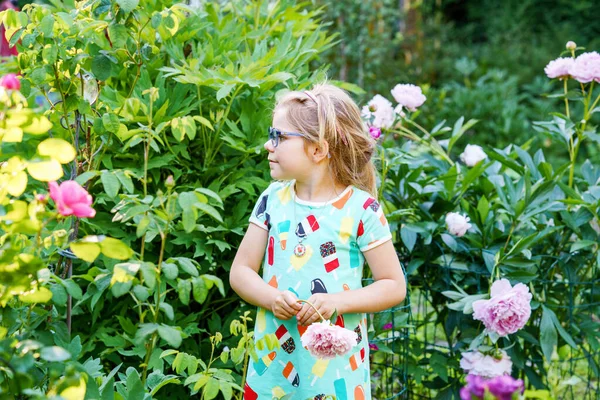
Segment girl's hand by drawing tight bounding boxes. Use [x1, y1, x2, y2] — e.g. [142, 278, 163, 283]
[297, 293, 337, 326]
[271, 290, 302, 320]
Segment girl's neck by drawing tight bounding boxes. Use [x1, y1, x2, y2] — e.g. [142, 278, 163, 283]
[293, 178, 347, 202]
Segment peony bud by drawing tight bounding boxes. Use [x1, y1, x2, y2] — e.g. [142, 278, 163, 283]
[0, 74, 20, 91]
[165, 175, 175, 188]
[369, 126, 381, 140]
[566, 41, 576, 51]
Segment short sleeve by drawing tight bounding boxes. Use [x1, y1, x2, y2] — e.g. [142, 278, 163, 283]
[356, 197, 393, 252]
[248, 184, 273, 231]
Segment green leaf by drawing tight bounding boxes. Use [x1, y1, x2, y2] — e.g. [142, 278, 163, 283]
[40, 346, 71, 362]
[116, 0, 139, 13]
[202, 275, 225, 296]
[140, 262, 157, 290]
[195, 202, 223, 223]
[101, 171, 120, 198]
[400, 225, 417, 252]
[102, 113, 120, 133]
[177, 279, 191, 305]
[540, 306, 557, 361]
[40, 15, 55, 37]
[50, 284, 68, 305]
[133, 285, 150, 301]
[204, 378, 220, 400]
[216, 84, 235, 101]
[546, 306, 577, 348]
[570, 240, 595, 253]
[159, 302, 174, 320]
[62, 279, 83, 300]
[162, 262, 178, 280]
[477, 196, 490, 222]
[27, 159, 63, 182]
[173, 257, 199, 277]
[92, 55, 112, 81]
[192, 276, 208, 304]
[157, 324, 182, 348]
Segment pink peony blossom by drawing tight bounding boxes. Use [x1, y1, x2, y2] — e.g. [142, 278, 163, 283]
[369, 126, 382, 139]
[472, 279, 532, 337]
[487, 375, 525, 400]
[569, 52, 600, 83]
[460, 350, 512, 378]
[544, 57, 575, 80]
[361, 95, 395, 129]
[300, 320, 358, 359]
[49, 180, 96, 218]
[0, 73, 20, 90]
[460, 374, 523, 400]
[446, 212, 472, 237]
[460, 144, 487, 167]
[390, 84, 426, 112]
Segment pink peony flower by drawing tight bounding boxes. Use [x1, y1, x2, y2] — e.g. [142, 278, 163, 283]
[369, 126, 382, 139]
[460, 350, 512, 378]
[460, 374, 487, 400]
[361, 95, 395, 129]
[460, 144, 487, 167]
[487, 375, 525, 400]
[569, 52, 600, 83]
[544, 57, 575, 80]
[49, 180, 96, 218]
[390, 84, 426, 112]
[446, 212, 472, 237]
[472, 279, 532, 337]
[300, 320, 358, 359]
[0, 73, 20, 90]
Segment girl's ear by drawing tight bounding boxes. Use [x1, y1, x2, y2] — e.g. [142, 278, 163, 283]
[311, 140, 330, 163]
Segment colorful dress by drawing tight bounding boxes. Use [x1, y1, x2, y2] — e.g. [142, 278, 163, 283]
[245, 180, 393, 400]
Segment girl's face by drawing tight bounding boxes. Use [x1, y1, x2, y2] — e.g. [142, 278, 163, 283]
[264, 108, 314, 181]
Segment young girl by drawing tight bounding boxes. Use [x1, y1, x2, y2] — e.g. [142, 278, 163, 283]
[230, 83, 406, 399]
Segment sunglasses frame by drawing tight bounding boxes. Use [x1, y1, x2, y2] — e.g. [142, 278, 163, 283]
[268, 127, 305, 148]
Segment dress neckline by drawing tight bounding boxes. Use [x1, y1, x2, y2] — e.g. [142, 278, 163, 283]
[290, 180, 353, 207]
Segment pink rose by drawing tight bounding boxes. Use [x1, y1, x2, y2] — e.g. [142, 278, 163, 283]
[544, 57, 575, 80]
[300, 320, 358, 359]
[49, 180, 96, 218]
[390, 83, 426, 112]
[472, 279, 532, 337]
[460, 350, 512, 378]
[0, 73, 20, 90]
[569, 52, 600, 83]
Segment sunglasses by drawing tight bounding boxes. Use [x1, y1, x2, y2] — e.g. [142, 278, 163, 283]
[268, 127, 305, 148]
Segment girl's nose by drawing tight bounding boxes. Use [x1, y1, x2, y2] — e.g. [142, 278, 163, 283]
[264, 140, 275, 152]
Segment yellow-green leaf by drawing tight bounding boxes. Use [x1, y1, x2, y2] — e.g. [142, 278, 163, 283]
[27, 160, 63, 181]
[22, 116, 52, 135]
[100, 237, 133, 260]
[19, 286, 52, 303]
[59, 377, 86, 400]
[38, 138, 76, 164]
[2, 127, 23, 142]
[7, 171, 27, 196]
[70, 242, 101, 263]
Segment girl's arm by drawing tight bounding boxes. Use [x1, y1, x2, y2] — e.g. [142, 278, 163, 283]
[230, 223, 302, 318]
[297, 240, 406, 325]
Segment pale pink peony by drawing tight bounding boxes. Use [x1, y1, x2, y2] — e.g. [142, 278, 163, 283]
[460, 350, 512, 378]
[301, 320, 358, 359]
[49, 180, 96, 218]
[568, 52, 600, 83]
[446, 212, 472, 237]
[544, 57, 575, 80]
[361, 95, 395, 129]
[460, 144, 487, 167]
[0, 73, 20, 90]
[390, 84, 427, 112]
[472, 279, 532, 337]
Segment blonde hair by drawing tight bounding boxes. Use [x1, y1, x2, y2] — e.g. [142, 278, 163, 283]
[274, 82, 377, 197]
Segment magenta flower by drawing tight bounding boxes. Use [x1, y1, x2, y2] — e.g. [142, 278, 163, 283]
[300, 320, 358, 359]
[0, 73, 20, 90]
[49, 181, 96, 218]
[383, 323, 393, 330]
[487, 375, 525, 400]
[369, 342, 379, 351]
[390, 84, 426, 112]
[369, 126, 382, 139]
[460, 374, 487, 399]
[544, 57, 575, 80]
[472, 279, 532, 337]
[460, 350, 512, 378]
[569, 52, 600, 83]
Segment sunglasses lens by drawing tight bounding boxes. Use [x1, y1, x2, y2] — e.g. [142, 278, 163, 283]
[269, 127, 279, 147]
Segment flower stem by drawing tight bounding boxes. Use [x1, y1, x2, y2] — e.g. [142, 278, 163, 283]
[297, 299, 326, 322]
[563, 78, 570, 119]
